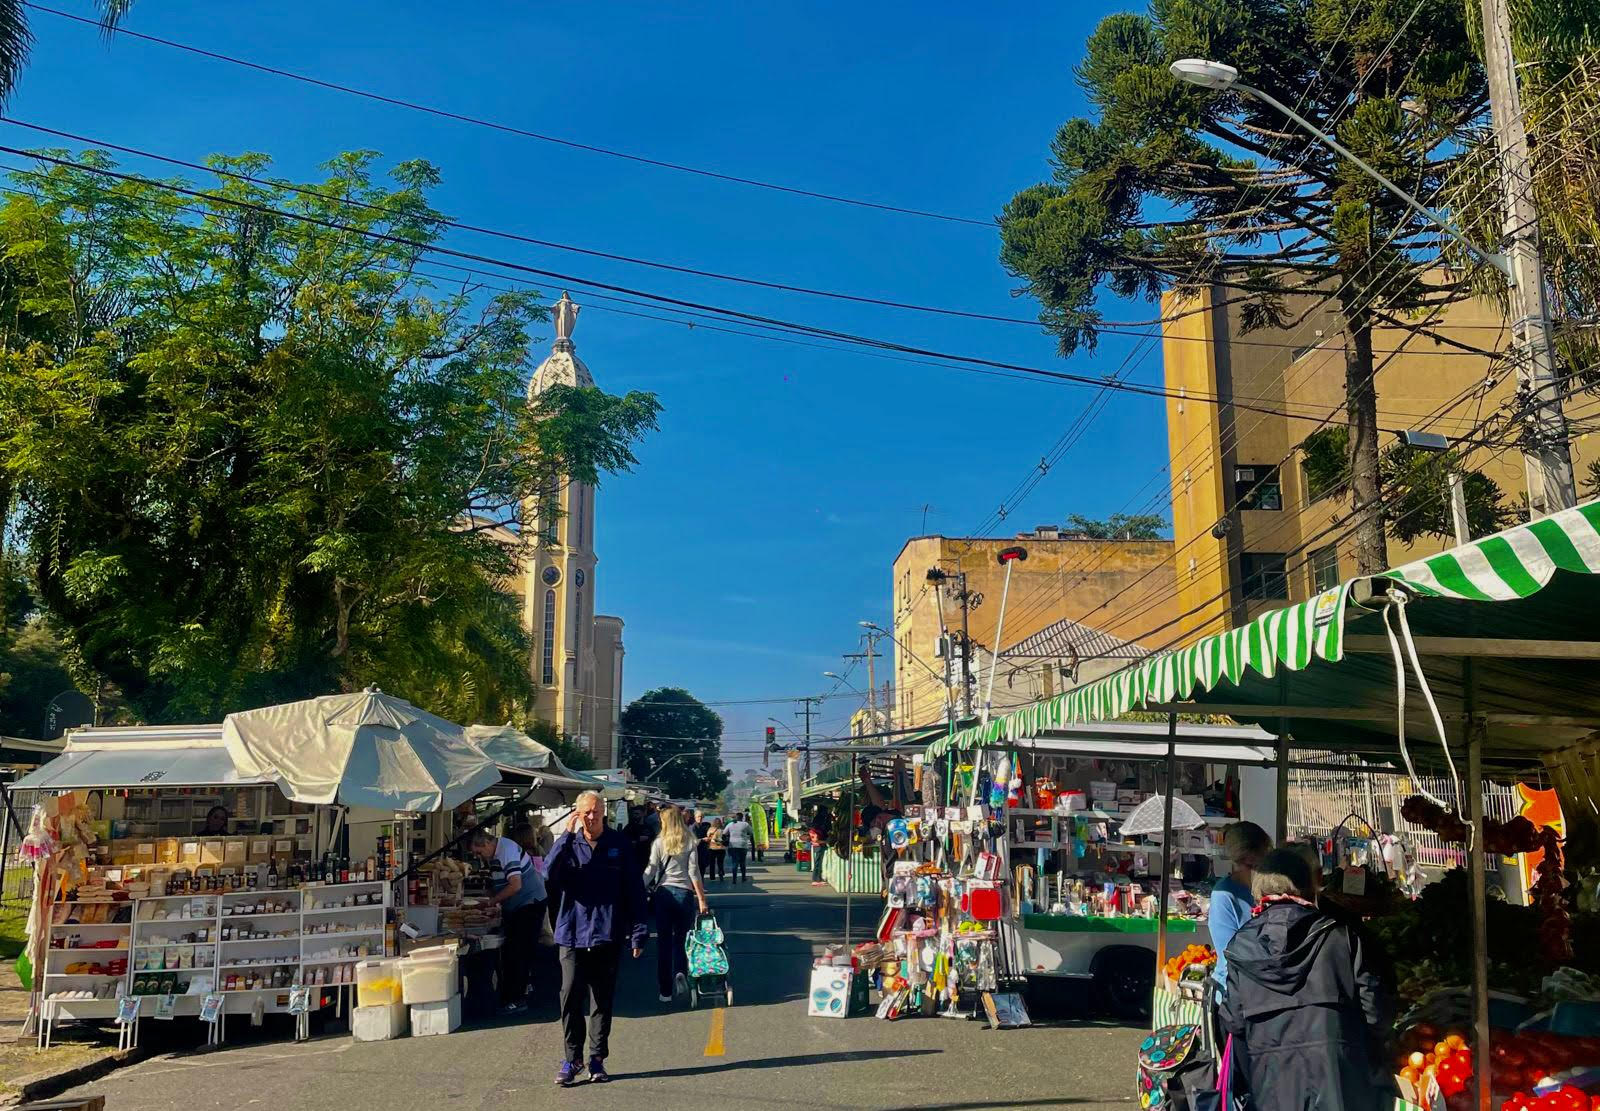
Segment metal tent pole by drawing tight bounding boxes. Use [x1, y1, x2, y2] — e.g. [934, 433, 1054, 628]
[1468, 716, 1491, 1111]
[844, 757, 856, 948]
[1157, 713, 1178, 971]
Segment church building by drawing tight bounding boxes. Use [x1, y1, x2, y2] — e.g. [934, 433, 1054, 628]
[524, 293, 625, 767]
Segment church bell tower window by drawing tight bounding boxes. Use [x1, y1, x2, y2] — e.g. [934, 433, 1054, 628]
[541, 590, 556, 685]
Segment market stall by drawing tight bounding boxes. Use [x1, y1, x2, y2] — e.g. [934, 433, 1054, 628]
[12, 688, 515, 1049]
[927, 500, 1600, 1110]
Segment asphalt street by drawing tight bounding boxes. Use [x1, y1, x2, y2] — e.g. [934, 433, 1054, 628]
[64, 858, 1144, 1110]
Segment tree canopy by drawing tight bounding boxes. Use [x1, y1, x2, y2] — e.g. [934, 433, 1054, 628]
[618, 687, 730, 801]
[0, 150, 659, 725]
[1065, 513, 1167, 540]
[999, 0, 1504, 575]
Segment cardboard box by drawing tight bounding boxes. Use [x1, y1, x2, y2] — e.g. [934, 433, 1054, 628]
[273, 839, 295, 859]
[408, 996, 461, 1037]
[248, 838, 271, 863]
[223, 839, 246, 864]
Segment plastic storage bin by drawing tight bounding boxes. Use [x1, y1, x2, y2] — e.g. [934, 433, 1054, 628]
[400, 946, 459, 1005]
[356, 959, 403, 1008]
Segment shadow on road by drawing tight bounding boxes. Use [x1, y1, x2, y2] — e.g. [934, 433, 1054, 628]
[617, 1048, 943, 1081]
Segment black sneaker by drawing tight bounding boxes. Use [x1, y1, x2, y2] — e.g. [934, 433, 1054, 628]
[588, 1057, 610, 1083]
[555, 1061, 583, 1087]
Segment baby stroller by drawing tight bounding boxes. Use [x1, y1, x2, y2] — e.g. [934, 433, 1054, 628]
[685, 911, 732, 1008]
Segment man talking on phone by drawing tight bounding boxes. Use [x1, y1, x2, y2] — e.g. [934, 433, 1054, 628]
[544, 790, 647, 1087]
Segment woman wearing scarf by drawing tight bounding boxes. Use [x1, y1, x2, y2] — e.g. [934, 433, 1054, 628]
[1220, 848, 1394, 1109]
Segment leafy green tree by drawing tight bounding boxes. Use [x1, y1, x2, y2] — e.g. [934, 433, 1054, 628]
[1065, 513, 1167, 539]
[999, 0, 1499, 575]
[522, 716, 596, 773]
[618, 687, 730, 800]
[0, 151, 659, 723]
[1300, 427, 1515, 544]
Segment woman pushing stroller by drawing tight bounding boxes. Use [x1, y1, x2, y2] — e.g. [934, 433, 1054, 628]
[643, 805, 709, 1003]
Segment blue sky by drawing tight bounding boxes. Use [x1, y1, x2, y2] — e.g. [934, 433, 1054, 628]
[15, 0, 1165, 770]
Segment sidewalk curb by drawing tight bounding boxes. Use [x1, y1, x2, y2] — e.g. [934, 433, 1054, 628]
[2, 1046, 149, 1107]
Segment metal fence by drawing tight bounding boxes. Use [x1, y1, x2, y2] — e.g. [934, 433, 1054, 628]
[1286, 752, 1524, 871]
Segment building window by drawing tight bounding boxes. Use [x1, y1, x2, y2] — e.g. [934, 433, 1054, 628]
[1234, 464, 1283, 511]
[541, 590, 556, 685]
[573, 588, 583, 651]
[1240, 552, 1289, 600]
[575, 485, 585, 548]
[540, 477, 560, 544]
[1309, 544, 1340, 593]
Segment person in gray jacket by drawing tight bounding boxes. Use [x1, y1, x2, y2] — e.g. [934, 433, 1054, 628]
[642, 805, 709, 1003]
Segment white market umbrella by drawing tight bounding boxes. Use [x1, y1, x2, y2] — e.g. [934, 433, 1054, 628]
[222, 688, 499, 812]
[1118, 794, 1206, 838]
[464, 723, 591, 781]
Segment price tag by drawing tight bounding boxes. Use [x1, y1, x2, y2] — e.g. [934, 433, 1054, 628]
[1342, 866, 1368, 897]
[288, 986, 311, 1015]
[116, 995, 140, 1025]
[199, 992, 223, 1024]
[154, 993, 177, 1020]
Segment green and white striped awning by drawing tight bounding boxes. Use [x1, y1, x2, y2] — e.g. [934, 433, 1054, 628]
[926, 500, 1600, 763]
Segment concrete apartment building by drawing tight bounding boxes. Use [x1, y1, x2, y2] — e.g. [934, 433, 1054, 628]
[1160, 281, 1596, 645]
[889, 531, 1178, 730]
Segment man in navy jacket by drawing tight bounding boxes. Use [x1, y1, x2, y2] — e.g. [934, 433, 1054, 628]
[546, 790, 647, 1087]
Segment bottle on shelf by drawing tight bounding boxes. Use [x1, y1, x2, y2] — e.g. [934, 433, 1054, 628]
[267, 859, 279, 889]
[247, 867, 259, 891]
[339, 856, 350, 884]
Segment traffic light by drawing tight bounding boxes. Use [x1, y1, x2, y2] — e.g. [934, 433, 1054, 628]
[764, 726, 776, 767]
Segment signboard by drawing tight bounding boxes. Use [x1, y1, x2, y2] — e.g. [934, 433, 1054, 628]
[116, 995, 140, 1025]
[153, 993, 176, 1020]
[200, 992, 223, 1024]
[288, 986, 312, 1015]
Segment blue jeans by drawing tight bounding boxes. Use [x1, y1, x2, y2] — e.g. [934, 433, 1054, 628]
[652, 885, 696, 996]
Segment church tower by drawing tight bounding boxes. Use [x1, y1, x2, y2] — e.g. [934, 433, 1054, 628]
[525, 293, 623, 765]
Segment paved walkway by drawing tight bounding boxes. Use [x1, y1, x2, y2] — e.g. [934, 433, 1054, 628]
[61, 859, 1145, 1110]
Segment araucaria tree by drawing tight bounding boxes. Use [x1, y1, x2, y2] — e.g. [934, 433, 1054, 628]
[1000, 0, 1498, 573]
[0, 151, 659, 723]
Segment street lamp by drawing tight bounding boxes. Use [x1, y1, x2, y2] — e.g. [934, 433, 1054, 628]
[1168, 58, 1510, 277]
[822, 670, 865, 694]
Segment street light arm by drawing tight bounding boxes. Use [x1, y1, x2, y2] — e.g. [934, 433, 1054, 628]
[1235, 82, 1510, 279]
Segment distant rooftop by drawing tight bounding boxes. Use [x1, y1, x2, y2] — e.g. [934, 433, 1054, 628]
[1004, 615, 1152, 661]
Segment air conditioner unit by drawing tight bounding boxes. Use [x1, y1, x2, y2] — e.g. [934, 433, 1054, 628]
[1234, 466, 1257, 483]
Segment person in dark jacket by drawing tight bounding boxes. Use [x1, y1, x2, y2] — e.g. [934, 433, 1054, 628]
[545, 790, 648, 1088]
[1221, 848, 1394, 1111]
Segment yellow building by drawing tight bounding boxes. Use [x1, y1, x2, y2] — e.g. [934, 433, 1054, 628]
[1160, 282, 1595, 645]
[890, 531, 1178, 729]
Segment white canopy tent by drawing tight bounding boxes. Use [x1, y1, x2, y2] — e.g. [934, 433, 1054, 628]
[222, 688, 498, 813]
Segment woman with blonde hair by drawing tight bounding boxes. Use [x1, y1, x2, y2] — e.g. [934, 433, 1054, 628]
[643, 805, 709, 1003]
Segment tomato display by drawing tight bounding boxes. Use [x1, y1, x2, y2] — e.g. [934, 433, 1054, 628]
[1395, 1027, 1600, 1110]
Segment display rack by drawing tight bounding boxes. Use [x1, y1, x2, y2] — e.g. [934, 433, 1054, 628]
[39, 879, 392, 1048]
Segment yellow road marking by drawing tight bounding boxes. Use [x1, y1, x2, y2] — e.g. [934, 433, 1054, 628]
[703, 1006, 726, 1057]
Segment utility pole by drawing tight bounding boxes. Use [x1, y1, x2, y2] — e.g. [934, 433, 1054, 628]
[848, 622, 887, 737]
[1479, 0, 1577, 515]
[956, 571, 977, 721]
[794, 696, 823, 781]
[926, 566, 978, 722]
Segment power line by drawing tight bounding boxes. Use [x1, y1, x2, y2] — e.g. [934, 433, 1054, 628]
[26, 3, 992, 228]
[0, 139, 1500, 430]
